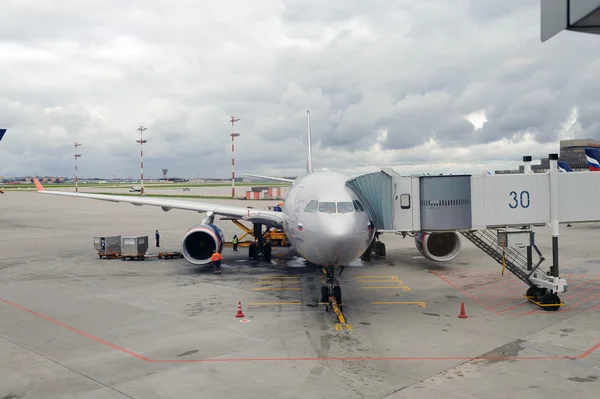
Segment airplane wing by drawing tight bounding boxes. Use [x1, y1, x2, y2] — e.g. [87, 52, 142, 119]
[243, 173, 295, 183]
[33, 179, 284, 228]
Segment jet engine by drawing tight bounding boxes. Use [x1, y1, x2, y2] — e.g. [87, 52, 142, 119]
[181, 224, 224, 265]
[414, 232, 461, 262]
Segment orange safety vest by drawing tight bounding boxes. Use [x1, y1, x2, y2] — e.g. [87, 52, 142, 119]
[211, 252, 222, 262]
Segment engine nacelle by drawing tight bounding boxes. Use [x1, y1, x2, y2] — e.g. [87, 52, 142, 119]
[414, 232, 461, 262]
[181, 224, 224, 265]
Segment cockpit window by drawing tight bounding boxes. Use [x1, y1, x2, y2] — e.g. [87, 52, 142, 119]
[318, 202, 336, 213]
[309, 200, 318, 212]
[353, 200, 365, 212]
[336, 202, 354, 214]
[304, 200, 316, 212]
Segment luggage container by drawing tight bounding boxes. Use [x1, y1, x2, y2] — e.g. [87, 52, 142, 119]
[94, 236, 122, 258]
[121, 236, 149, 260]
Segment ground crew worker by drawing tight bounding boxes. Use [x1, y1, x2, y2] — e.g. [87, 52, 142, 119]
[232, 235, 239, 251]
[155, 230, 160, 247]
[211, 250, 222, 274]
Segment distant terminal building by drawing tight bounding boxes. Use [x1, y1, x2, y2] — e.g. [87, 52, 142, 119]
[495, 138, 600, 174]
[245, 186, 283, 200]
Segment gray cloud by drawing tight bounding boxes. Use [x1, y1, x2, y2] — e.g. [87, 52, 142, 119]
[2, 0, 600, 179]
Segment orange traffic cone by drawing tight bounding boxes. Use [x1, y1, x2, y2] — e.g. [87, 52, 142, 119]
[458, 302, 468, 318]
[235, 301, 245, 318]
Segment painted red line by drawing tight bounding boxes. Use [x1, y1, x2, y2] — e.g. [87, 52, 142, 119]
[148, 355, 580, 363]
[0, 297, 151, 362]
[1, 296, 598, 363]
[562, 292, 600, 311]
[564, 285, 600, 300]
[580, 343, 600, 359]
[431, 271, 501, 315]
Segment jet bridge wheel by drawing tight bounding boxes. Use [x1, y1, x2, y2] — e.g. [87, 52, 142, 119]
[526, 285, 546, 301]
[540, 292, 561, 312]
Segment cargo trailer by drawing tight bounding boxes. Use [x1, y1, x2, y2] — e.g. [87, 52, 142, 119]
[94, 236, 122, 258]
[121, 236, 149, 260]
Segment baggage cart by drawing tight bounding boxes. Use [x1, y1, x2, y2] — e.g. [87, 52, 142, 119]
[121, 236, 149, 261]
[94, 236, 122, 259]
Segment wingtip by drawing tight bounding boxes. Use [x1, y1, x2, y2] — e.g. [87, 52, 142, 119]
[33, 178, 45, 192]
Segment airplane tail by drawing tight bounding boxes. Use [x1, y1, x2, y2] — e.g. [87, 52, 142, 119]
[0, 129, 6, 142]
[557, 161, 573, 172]
[243, 111, 312, 183]
[306, 110, 313, 174]
[584, 148, 600, 171]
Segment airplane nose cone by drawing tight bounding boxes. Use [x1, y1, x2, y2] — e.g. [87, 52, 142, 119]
[317, 214, 371, 264]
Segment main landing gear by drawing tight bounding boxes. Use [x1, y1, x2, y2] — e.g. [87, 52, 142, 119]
[360, 234, 386, 261]
[321, 266, 343, 312]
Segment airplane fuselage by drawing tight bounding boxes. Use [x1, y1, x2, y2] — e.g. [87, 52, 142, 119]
[280, 170, 375, 266]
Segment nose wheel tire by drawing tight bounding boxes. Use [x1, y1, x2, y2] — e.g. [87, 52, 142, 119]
[321, 286, 329, 303]
[333, 286, 341, 305]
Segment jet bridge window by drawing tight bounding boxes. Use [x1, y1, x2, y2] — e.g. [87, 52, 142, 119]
[336, 202, 354, 214]
[318, 202, 336, 214]
[400, 194, 410, 209]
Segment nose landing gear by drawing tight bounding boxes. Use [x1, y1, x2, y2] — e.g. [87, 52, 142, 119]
[321, 266, 343, 313]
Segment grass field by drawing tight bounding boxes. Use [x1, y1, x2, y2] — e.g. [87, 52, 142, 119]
[0, 182, 291, 190]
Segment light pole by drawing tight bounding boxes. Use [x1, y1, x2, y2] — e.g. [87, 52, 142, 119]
[229, 116, 240, 198]
[136, 126, 147, 195]
[74, 141, 82, 192]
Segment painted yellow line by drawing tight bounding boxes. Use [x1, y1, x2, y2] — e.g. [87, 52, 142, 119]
[255, 281, 300, 285]
[328, 295, 346, 323]
[355, 280, 404, 284]
[360, 286, 404, 289]
[257, 276, 300, 279]
[372, 301, 427, 307]
[353, 276, 399, 278]
[251, 288, 301, 291]
[247, 302, 302, 305]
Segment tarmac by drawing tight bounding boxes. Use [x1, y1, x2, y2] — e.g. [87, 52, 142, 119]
[1, 190, 599, 399]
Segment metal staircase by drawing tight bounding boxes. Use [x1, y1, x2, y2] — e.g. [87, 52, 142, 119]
[460, 228, 568, 311]
[460, 229, 542, 286]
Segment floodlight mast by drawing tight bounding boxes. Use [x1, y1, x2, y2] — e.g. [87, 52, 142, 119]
[74, 141, 82, 192]
[136, 126, 147, 195]
[229, 116, 241, 198]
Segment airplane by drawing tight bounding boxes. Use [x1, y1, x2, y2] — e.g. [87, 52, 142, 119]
[584, 148, 600, 171]
[32, 112, 461, 307]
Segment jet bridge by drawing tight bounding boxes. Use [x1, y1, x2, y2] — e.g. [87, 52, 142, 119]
[346, 154, 600, 311]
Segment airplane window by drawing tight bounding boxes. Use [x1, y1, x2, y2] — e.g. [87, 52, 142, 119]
[353, 200, 365, 212]
[318, 202, 336, 213]
[309, 200, 318, 212]
[337, 202, 354, 214]
[304, 200, 316, 212]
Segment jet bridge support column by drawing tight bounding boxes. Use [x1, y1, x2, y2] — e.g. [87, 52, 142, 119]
[549, 153, 560, 278]
[524, 156, 533, 271]
[523, 155, 533, 173]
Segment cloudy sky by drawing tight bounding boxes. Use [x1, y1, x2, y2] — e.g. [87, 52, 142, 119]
[1, 0, 600, 179]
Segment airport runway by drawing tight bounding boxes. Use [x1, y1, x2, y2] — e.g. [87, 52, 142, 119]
[1, 191, 599, 398]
